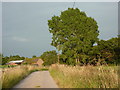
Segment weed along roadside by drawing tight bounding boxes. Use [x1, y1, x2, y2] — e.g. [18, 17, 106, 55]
[1, 64, 118, 89]
[49, 64, 118, 88]
[2, 65, 49, 88]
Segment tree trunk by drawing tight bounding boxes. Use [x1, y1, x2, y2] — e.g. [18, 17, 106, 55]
[58, 52, 60, 64]
[57, 45, 60, 64]
[76, 58, 78, 64]
[97, 56, 101, 66]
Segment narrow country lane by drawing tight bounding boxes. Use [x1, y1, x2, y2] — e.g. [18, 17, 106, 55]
[13, 71, 58, 88]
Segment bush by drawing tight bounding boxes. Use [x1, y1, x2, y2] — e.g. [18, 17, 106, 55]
[40, 50, 58, 66]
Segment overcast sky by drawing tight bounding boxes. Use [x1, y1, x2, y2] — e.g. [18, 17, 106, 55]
[2, 2, 118, 57]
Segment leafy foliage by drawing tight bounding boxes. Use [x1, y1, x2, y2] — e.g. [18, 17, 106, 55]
[32, 55, 37, 58]
[40, 50, 58, 66]
[89, 37, 119, 65]
[48, 8, 99, 65]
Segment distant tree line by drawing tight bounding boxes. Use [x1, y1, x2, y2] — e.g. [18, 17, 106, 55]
[40, 8, 119, 66]
[1, 54, 40, 65]
[1, 55, 25, 65]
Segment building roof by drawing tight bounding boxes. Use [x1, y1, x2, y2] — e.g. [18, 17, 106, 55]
[32, 59, 39, 62]
[9, 60, 24, 63]
[24, 58, 43, 64]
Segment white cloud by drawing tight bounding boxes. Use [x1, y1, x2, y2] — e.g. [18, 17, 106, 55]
[12, 36, 29, 42]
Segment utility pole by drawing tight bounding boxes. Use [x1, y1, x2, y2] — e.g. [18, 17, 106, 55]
[73, 2, 75, 8]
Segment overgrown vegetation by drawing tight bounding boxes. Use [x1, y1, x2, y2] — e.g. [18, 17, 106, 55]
[2, 65, 48, 88]
[50, 64, 118, 88]
[0, 65, 17, 68]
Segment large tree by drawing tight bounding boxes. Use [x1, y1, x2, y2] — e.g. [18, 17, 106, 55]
[48, 8, 99, 65]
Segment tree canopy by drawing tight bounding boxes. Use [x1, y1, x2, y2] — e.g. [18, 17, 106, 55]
[48, 8, 99, 65]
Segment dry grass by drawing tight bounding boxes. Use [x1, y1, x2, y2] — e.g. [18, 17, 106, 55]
[0, 68, 2, 89]
[1, 65, 43, 88]
[50, 64, 118, 88]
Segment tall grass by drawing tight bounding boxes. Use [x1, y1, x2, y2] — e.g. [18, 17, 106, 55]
[2, 65, 43, 88]
[50, 64, 118, 88]
[0, 68, 2, 89]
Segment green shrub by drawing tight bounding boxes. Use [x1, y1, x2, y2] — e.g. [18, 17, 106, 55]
[40, 50, 58, 66]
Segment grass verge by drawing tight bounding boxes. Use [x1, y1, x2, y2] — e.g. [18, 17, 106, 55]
[1, 65, 48, 88]
[49, 64, 118, 88]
